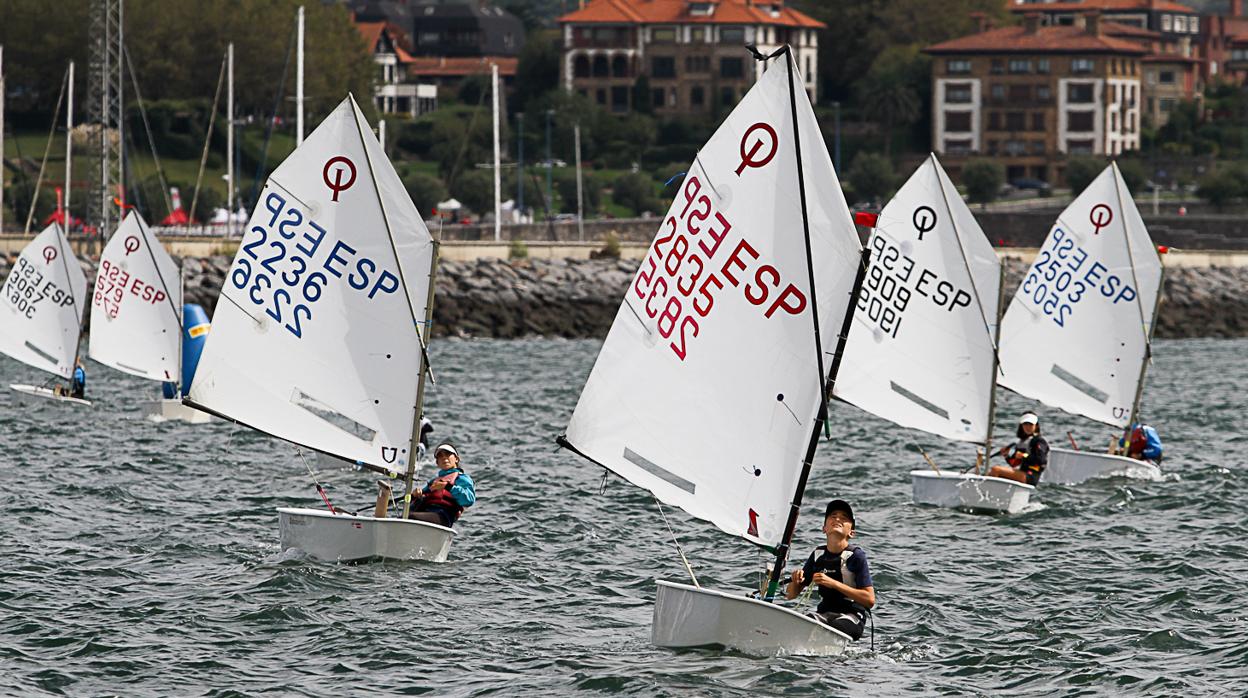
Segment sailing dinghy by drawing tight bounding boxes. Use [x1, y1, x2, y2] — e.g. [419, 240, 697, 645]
[558, 47, 867, 656]
[997, 163, 1165, 485]
[87, 210, 211, 422]
[0, 222, 90, 406]
[185, 95, 450, 563]
[832, 154, 1028, 513]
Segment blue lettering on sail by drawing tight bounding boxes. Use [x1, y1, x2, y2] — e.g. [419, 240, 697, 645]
[225, 190, 398, 339]
[1017, 225, 1136, 329]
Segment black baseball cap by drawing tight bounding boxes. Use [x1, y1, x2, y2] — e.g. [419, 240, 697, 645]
[824, 499, 855, 527]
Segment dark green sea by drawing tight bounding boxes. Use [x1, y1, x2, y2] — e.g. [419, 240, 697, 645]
[1, 337, 1245, 696]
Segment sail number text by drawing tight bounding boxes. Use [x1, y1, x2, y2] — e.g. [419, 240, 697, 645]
[3, 257, 74, 320]
[632, 174, 808, 361]
[859, 233, 973, 339]
[1020, 227, 1136, 328]
[227, 191, 401, 338]
[93, 259, 168, 320]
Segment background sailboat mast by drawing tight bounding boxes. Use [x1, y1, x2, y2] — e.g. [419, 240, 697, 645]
[296, 5, 304, 146]
[763, 46, 868, 601]
[65, 61, 74, 229]
[1, 45, 5, 233]
[226, 42, 234, 237]
[1111, 162, 1159, 428]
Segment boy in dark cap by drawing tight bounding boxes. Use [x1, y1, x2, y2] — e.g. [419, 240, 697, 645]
[785, 499, 875, 640]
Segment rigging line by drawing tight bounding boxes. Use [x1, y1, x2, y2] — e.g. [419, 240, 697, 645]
[296, 447, 336, 514]
[1111, 162, 1152, 346]
[24, 66, 68, 234]
[652, 493, 699, 588]
[446, 81, 490, 190]
[250, 22, 297, 209]
[133, 211, 184, 342]
[123, 46, 173, 217]
[189, 53, 227, 227]
[931, 153, 998, 355]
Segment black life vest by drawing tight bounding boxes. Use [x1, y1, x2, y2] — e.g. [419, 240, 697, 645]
[806, 545, 868, 616]
[415, 470, 464, 523]
[1006, 435, 1047, 476]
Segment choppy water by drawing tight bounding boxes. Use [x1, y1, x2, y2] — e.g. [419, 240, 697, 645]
[1, 337, 1246, 696]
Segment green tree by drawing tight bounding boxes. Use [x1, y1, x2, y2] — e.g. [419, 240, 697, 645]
[450, 169, 496, 216]
[1197, 168, 1242, 211]
[858, 45, 928, 156]
[1116, 159, 1148, 194]
[633, 74, 654, 115]
[847, 153, 895, 205]
[961, 159, 1004, 206]
[612, 172, 660, 216]
[404, 172, 448, 219]
[556, 170, 602, 215]
[1064, 156, 1104, 194]
[512, 30, 561, 113]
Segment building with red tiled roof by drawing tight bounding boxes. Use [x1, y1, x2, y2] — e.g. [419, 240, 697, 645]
[557, 0, 824, 116]
[926, 12, 1144, 184]
[1009, 0, 1201, 36]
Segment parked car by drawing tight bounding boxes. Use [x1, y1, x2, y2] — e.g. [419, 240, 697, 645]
[1010, 178, 1052, 195]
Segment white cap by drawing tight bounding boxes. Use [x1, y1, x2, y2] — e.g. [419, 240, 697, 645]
[434, 443, 458, 457]
[1019, 412, 1039, 425]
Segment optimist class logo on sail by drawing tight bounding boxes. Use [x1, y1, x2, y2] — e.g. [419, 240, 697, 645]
[225, 169, 400, 340]
[630, 122, 808, 362]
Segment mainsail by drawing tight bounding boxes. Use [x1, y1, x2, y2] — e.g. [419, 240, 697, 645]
[998, 163, 1162, 428]
[833, 155, 1001, 444]
[0, 223, 87, 379]
[187, 95, 434, 473]
[561, 55, 862, 548]
[89, 211, 183, 383]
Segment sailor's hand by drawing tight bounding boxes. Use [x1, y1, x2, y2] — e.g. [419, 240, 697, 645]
[790, 569, 804, 586]
[812, 572, 836, 588]
[429, 480, 447, 491]
[998, 446, 1009, 458]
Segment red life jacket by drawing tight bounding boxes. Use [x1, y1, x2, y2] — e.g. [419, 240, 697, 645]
[1128, 428, 1148, 458]
[416, 470, 464, 523]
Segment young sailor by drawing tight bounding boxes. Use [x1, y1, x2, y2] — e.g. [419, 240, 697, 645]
[989, 412, 1049, 485]
[408, 442, 476, 527]
[785, 499, 875, 640]
[70, 360, 86, 399]
[1117, 423, 1163, 463]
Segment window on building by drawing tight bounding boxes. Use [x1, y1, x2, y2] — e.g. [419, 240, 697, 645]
[1031, 113, 1045, 131]
[991, 59, 1004, 75]
[691, 86, 705, 107]
[1174, 16, 1186, 32]
[1147, 69, 1158, 85]
[611, 86, 629, 112]
[721, 86, 736, 107]
[1031, 141, 1046, 155]
[652, 56, 676, 78]
[592, 55, 609, 77]
[596, 89, 607, 106]
[944, 139, 973, 155]
[418, 32, 440, 45]
[1067, 111, 1095, 131]
[721, 26, 745, 43]
[1191, 16, 1199, 33]
[1071, 58, 1095, 74]
[991, 84, 1006, 100]
[988, 112, 1001, 130]
[1111, 111, 1118, 131]
[653, 88, 666, 107]
[1037, 85, 1052, 101]
[1234, 48, 1248, 62]
[944, 83, 973, 103]
[685, 56, 709, 72]
[612, 55, 630, 77]
[1160, 97, 1176, 112]
[987, 139, 999, 155]
[1161, 14, 1172, 31]
[720, 57, 744, 78]
[1067, 83, 1095, 103]
[1037, 58, 1050, 74]
[945, 112, 972, 132]
[1067, 139, 1094, 154]
[1008, 59, 1032, 74]
[1004, 140, 1027, 155]
[652, 26, 676, 43]
[947, 59, 972, 74]
[1005, 112, 1025, 131]
[1008, 84, 1031, 101]
[1159, 70, 1175, 84]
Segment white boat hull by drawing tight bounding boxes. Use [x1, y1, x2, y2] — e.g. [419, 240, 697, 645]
[1042, 447, 1162, 485]
[910, 470, 1034, 514]
[277, 507, 454, 563]
[9, 384, 92, 407]
[652, 580, 851, 657]
[142, 398, 215, 424]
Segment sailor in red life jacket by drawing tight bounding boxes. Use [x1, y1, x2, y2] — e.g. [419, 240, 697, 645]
[987, 412, 1050, 485]
[408, 442, 476, 527]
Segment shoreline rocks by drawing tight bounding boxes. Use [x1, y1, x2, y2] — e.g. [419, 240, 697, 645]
[2, 255, 1246, 339]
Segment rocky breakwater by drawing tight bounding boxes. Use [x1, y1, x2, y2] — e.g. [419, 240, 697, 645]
[1, 254, 1246, 339]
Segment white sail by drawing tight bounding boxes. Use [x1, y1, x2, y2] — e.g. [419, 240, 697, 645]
[88, 211, 183, 382]
[562, 57, 862, 548]
[187, 95, 433, 472]
[998, 163, 1162, 427]
[833, 155, 1001, 444]
[0, 223, 87, 379]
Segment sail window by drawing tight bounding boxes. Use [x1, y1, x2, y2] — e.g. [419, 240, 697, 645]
[889, 381, 951, 420]
[623, 448, 697, 494]
[1050, 364, 1109, 403]
[292, 390, 378, 441]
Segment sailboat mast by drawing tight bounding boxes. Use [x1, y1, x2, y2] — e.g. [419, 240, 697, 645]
[1110, 161, 1156, 430]
[982, 263, 1006, 468]
[402, 238, 441, 518]
[1128, 264, 1165, 427]
[763, 46, 869, 601]
[65, 61, 73, 229]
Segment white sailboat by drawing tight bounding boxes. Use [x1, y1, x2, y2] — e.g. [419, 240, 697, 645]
[558, 48, 866, 656]
[0, 222, 90, 405]
[998, 163, 1165, 485]
[87, 210, 208, 422]
[185, 94, 450, 563]
[833, 154, 1028, 513]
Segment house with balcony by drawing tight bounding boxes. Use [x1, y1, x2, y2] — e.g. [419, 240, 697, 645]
[926, 12, 1145, 184]
[556, 0, 823, 116]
